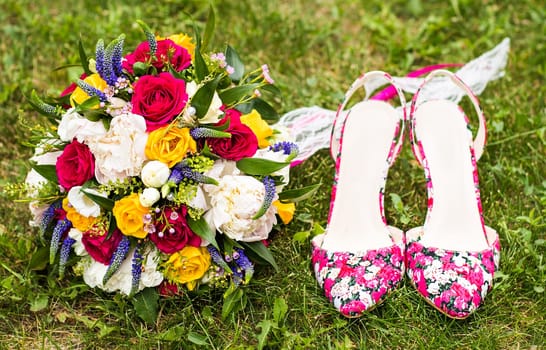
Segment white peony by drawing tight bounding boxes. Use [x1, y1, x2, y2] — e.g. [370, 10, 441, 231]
[67, 186, 105, 217]
[67, 228, 87, 256]
[185, 81, 224, 124]
[87, 113, 148, 185]
[139, 187, 161, 207]
[204, 175, 277, 242]
[140, 160, 170, 188]
[82, 247, 163, 296]
[57, 108, 107, 143]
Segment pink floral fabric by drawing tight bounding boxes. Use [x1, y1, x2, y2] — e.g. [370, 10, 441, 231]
[406, 229, 500, 319]
[311, 235, 405, 317]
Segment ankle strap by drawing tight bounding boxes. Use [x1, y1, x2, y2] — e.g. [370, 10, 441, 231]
[410, 69, 487, 164]
[331, 71, 407, 160]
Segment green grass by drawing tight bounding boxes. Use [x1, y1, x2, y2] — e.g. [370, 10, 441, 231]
[0, 0, 544, 348]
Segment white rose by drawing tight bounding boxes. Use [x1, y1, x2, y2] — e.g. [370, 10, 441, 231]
[140, 161, 170, 188]
[57, 108, 107, 143]
[185, 81, 223, 124]
[67, 186, 105, 217]
[203, 175, 277, 242]
[67, 228, 88, 256]
[25, 149, 63, 226]
[87, 113, 148, 185]
[140, 187, 160, 207]
[82, 247, 163, 296]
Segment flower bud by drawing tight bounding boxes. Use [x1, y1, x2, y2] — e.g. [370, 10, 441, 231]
[139, 187, 161, 207]
[141, 161, 170, 188]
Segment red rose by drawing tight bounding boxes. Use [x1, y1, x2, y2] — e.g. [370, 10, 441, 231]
[158, 281, 183, 297]
[207, 109, 258, 160]
[149, 206, 201, 254]
[82, 228, 123, 265]
[131, 72, 188, 131]
[56, 139, 95, 190]
[122, 39, 191, 74]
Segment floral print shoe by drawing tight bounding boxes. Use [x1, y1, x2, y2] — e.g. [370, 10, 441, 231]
[311, 71, 406, 317]
[406, 69, 500, 319]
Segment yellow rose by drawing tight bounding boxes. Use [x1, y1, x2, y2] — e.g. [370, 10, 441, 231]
[145, 125, 197, 168]
[70, 73, 107, 107]
[163, 246, 211, 291]
[62, 198, 96, 231]
[112, 193, 149, 239]
[273, 200, 295, 224]
[240, 110, 273, 148]
[156, 33, 195, 58]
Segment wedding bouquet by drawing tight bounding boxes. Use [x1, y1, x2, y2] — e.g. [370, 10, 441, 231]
[13, 19, 314, 319]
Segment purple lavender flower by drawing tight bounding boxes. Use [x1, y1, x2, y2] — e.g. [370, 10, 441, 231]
[270, 141, 299, 161]
[50, 218, 72, 264]
[253, 176, 276, 219]
[110, 35, 125, 78]
[95, 39, 105, 80]
[207, 245, 232, 272]
[103, 236, 131, 285]
[190, 127, 231, 139]
[130, 245, 143, 296]
[58, 237, 75, 278]
[168, 163, 218, 185]
[234, 248, 254, 283]
[76, 79, 107, 102]
[40, 201, 61, 234]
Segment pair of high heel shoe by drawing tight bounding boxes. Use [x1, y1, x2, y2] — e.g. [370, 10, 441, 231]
[311, 70, 500, 319]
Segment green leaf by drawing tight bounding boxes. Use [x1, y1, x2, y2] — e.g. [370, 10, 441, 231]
[78, 37, 92, 75]
[187, 216, 219, 250]
[225, 45, 244, 82]
[81, 189, 114, 211]
[132, 287, 159, 325]
[31, 163, 58, 184]
[260, 83, 282, 96]
[278, 183, 321, 203]
[28, 90, 58, 117]
[222, 284, 245, 320]
[219, 84, 259, 107]
[292, 231, 310, 243]
[202, 5, 215, 51]
[29, 295, 49, 312]
[273, 297, 288, 324]
[188, 332, 209, 346]
[236, 158, 289, 176]
[192, 77, 220, 119]
[249, 98, 279, 123]
[28, 246, 49, 271]
[74, 95, 100, 112]
[241, 241, 278, 271]
[256, 320, 274, 350]
[193, 33, 208, 82]
[82, 109, 105, 122]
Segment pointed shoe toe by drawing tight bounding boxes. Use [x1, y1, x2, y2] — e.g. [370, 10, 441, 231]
[312, 233, 405, 318]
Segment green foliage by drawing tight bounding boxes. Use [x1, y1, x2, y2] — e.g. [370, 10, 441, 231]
[0, 0, 544, 348]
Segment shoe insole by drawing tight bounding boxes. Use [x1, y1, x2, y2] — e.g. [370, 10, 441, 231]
[322, 100, 399, 252]
[414, 99, 488, 251]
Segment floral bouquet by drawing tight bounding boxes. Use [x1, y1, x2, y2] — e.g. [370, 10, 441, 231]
[13, 18, 315, 320]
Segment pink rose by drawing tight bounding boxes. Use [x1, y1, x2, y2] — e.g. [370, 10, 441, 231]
[82, 228, 123, 265]
[123, 39, 191, 74]
[149, 206, 201, 254]
[56, 139, 95, 190]
[158, 281, 184, 297]
[131, 72, 188, 131]
[206, 109, 258, 161]
[340, 300, 367, 315]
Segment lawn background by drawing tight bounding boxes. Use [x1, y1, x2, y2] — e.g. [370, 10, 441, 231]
[0, 0, 544, 349]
